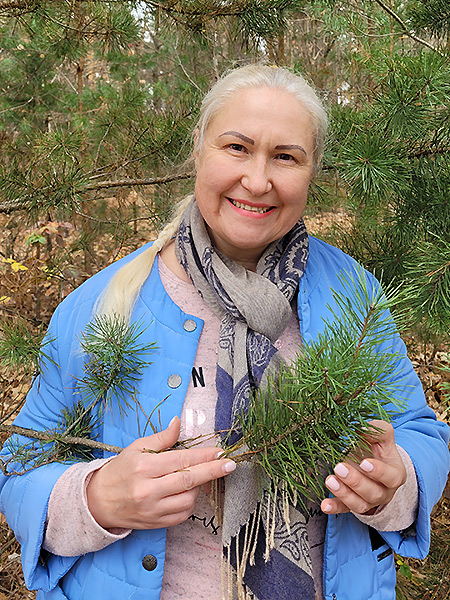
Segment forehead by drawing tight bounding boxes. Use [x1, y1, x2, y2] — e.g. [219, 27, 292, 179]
[206, 86, 314, 139]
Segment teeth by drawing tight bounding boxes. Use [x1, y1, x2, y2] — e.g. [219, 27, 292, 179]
[230, 199, 272, 213]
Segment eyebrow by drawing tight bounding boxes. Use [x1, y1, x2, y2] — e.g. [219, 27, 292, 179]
[219, 131, 307, 156]
[275, 144, 307, 156]
[219, 131, 254, 145]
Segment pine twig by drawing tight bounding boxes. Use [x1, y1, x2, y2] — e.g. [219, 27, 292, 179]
[0, 423, 124, 454]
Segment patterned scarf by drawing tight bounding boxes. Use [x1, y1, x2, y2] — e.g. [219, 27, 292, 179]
[175, 198, 315, 600]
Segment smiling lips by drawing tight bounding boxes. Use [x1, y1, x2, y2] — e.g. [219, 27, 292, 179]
[227, 197, 274, 214]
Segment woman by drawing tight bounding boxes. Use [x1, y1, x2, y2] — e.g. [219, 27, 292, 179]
[0, 65, 449, 600]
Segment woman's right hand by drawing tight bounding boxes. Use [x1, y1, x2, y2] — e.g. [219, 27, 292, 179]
[86, 417, 235, 530]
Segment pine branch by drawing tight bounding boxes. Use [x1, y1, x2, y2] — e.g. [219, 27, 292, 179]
[373, 0, 445, 56]
[76, 315, 158, 418]
[0, 423, 123, 455]
[227, 268, 406, 507]
[0, 172, 194, 214]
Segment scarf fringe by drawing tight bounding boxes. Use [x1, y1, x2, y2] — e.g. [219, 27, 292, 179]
[211, 477, 224, 526]
[222, 502, 264, 600]
[222, 483, 297, 600]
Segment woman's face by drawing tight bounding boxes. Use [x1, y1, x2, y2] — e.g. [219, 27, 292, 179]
[194, 86, 315, 270]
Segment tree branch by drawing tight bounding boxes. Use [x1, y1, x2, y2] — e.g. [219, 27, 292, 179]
[0, 172, 194, 214]
[83, 171, 193, 191]
[373, 0, 445, 56]
[0, 423, 124, 454]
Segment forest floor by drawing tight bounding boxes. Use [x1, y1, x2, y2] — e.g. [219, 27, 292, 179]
[0, 207, 449, 599]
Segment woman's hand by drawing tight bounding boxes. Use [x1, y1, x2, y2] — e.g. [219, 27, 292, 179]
[321, 420, 407, 516]
[86, 416, 235, 530]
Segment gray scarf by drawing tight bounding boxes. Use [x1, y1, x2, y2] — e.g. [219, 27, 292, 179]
[175, 198, 315, 600]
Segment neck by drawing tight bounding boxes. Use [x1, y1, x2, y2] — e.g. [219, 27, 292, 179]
[159, 240, 192, 283]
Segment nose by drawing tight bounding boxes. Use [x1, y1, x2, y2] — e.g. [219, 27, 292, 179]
[241, 157, 272, 196]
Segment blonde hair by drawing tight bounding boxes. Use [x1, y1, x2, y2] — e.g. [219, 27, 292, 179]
[95, 195, 193, 320]
[97, 65, 327, 320]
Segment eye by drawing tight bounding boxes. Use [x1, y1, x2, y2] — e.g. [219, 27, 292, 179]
[228, 143, 247, 153]
[276, 153, 296, 162]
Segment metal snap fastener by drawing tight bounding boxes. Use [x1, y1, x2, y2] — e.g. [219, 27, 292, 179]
[142, 554, 157, 571]
[167, 374, 182, 389]
[183, 319, 197, 332]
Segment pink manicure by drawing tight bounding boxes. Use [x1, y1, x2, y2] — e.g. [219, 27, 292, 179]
[360, 460, 374, 473]
[223, 461, 236, 473]
[334, 463, 349, 478]
[326, 476, 340, 491]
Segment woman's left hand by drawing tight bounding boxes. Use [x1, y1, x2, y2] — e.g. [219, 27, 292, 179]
[321, 420, 407, 515]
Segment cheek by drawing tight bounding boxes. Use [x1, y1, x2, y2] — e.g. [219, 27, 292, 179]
[196, 160, 236, 198]
[280, 178, 310, 205]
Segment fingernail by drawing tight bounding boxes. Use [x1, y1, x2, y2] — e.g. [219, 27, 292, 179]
[215, 450, 225, 459]
[360, 460, 374, 473]
[334, 463, 349, 478]
[326, 475, 340, 491]
[223, 461, 236, 474]
[322, 502, 332, 513]
[169, 416, 179, 427]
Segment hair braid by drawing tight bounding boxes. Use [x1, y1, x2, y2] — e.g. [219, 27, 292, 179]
[95, 195, 193, 320]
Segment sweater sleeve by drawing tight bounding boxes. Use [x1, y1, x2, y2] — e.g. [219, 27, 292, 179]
[43, 458, 131, 557]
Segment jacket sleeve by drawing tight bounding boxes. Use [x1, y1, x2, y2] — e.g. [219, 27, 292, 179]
[0, 306, 82, 591]
[304, 241, 450, 560]
[359, 271, 450, 558]
[379, 329, 450, 558]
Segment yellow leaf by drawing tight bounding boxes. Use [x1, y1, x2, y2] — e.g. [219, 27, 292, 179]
[2, 258, 28, 272]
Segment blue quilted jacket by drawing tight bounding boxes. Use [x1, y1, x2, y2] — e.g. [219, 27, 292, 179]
[0, 236, 448, 600]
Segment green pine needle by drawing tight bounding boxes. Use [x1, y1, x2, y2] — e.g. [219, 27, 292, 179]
[232, 268, 406, 508]
[77, 314, 157, 417]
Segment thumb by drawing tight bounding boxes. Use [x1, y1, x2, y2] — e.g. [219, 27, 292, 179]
[366, 420, 395, 443]
[134, 416, 181, 452]
[364, 420, 396, 458]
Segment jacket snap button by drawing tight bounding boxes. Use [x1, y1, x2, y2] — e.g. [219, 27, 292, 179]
[142, 554, 157, 571]
[183, 319, 197, 332]
[168, 374, 182, 388]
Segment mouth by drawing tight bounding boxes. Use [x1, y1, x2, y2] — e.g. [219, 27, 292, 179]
[227, 198, 274, 214]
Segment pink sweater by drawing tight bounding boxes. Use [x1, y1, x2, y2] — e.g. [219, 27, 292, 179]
[43, 257, 418, 599]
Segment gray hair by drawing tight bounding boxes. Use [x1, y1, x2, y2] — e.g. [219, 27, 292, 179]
[195, 64, 328, 174]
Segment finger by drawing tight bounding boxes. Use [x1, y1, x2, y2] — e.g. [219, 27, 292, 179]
[159, 457, 236, 496]
[321, 497, 351, 515]
[131, 416, 181, 453]
[140, 446, 233, 478]
[362, 420, 396, 450]
[324, 475, 383, 514]
[358, 457, 406, 489]
[156, 488, 200, 519]
[345, 421, 394, 463]
[332, 462, 397, 504]
[334, 461, 394, 495]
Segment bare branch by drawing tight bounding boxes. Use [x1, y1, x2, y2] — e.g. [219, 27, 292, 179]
[82, 171, 193, 191]
[0, 423, 124, 454]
